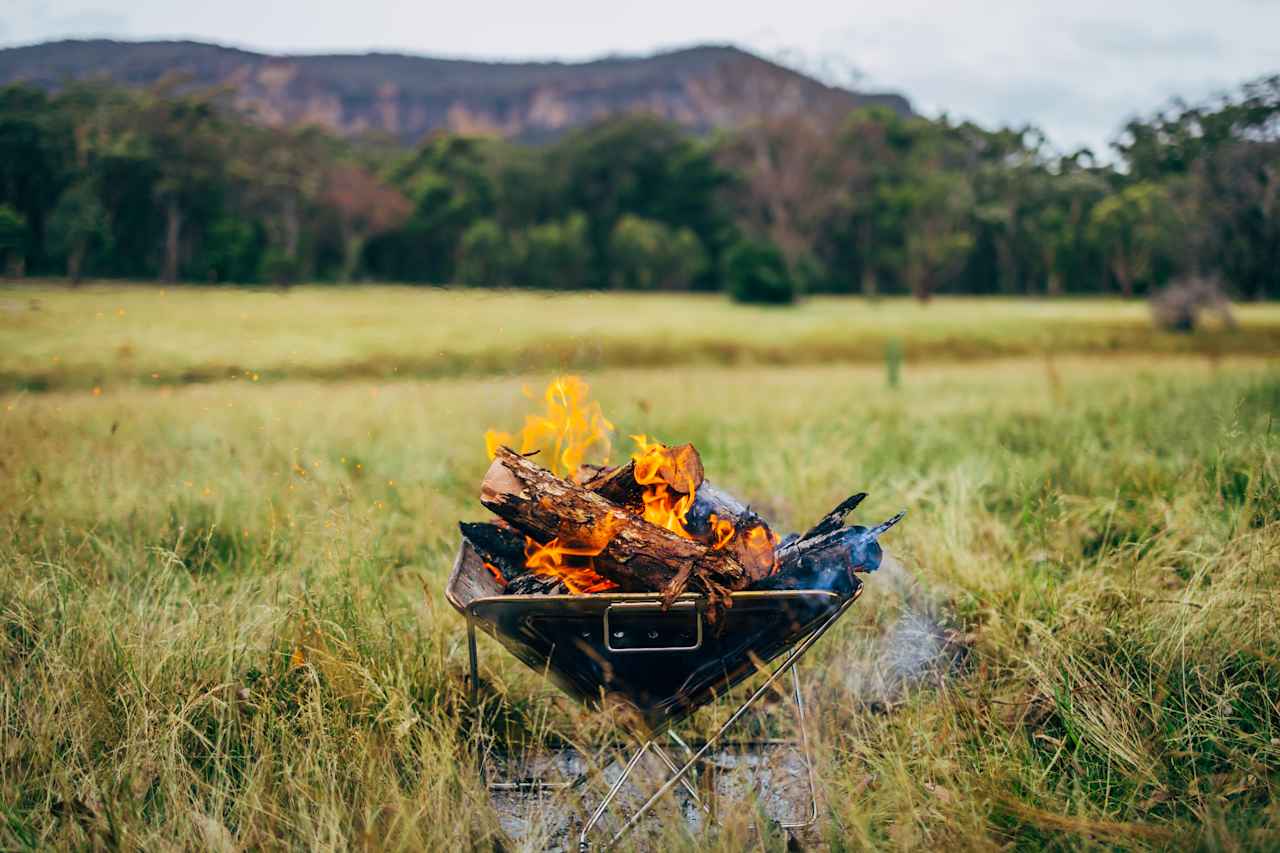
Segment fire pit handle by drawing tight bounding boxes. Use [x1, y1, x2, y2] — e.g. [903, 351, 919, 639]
[603, 600, 703, 654]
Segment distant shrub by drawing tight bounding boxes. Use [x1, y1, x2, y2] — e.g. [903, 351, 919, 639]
[518, 214, 589, 289]
[608, 215, 707, 290]
[203, 218, 264, 283]
[1150, 275, 1236, 333]
[457, 218, 512, 286]
[260, 250, 301, 286]
[724, 239, 797, 305]
[0, 204, 27, 277]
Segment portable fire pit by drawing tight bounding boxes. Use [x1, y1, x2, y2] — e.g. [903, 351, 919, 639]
[447, 537, 863, 849]
[449, 377, 903, 848]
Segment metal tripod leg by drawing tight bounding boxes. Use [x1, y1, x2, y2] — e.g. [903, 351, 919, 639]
[596, 595, 856, 850]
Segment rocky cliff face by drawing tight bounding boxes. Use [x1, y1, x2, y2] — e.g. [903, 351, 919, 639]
[0, 39, 912, 142]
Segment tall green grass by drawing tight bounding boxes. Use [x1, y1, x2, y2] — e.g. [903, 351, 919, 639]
[1, 357, 1277, 849]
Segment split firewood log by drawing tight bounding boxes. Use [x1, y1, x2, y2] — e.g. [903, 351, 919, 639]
[480, 446, 749, 606]
[579, 449, 777, 584]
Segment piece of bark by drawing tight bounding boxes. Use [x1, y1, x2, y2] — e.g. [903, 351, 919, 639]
[576, 461, 646, 508]
[480, 446, 749, 602]
[653, 443, 704, 494]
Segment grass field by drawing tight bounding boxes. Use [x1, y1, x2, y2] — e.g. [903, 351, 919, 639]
[3, 284, 1278, 392]
[2, 286, 1279, 850]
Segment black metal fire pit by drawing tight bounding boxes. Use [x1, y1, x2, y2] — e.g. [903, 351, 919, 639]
[447, 535, 864, 849]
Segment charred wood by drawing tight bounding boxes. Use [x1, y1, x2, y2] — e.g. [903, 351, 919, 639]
[684, 480, 777, 584]
[458, 521, 526, 580]
[576, 461, 645, 507]
[504, 572, 569, 596]
[753, 512, 905, 596]
[798, 492, 867, 541]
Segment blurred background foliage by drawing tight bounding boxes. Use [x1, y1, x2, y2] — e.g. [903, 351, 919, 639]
[0, 75, 1277, 302]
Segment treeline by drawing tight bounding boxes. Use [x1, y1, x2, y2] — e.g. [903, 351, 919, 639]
[0, 75, 1277, 300]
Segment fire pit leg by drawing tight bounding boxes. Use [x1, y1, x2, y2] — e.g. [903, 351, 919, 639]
[651, 743, 706, 810]
[579, 740, 653, 852]
[598, 595, 856, 850]
[467, 612, 479, 708]
[780, 665, 819, 829]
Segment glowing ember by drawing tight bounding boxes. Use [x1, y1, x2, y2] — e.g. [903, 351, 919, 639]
[485, 375, 613, 477]
[483, 561, 506, 584]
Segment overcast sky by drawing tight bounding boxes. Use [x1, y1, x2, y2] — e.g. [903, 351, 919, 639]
[5, 0, 1278, 155]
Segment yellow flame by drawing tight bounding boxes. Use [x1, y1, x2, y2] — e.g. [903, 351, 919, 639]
[631, 434, 697, 537]
[485, 375, 613, 477]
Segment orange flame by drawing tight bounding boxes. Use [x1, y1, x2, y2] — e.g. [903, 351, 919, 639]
[524, 536, 620, 594]
[485, 375, 613, 477]
[708, 513, 736, 550]
[524, 514, 623, 594]
[631, 435, 698, 538]
[743, 523, 781, 574]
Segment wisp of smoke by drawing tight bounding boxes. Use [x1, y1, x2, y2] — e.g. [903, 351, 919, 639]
[840, 551, 965, 710]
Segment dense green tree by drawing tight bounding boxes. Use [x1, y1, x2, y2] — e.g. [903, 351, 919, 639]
[519, 214, 590, 289]
[817, 107, 921, 295]
[0, 87, 73, 274]
[557, 116, 730, 287]
[1088, 182, 1180, 297]
[457, 218, 514, 286]
[1192, 140, 1280, 300]
[203, 218, 265, 283]
[0, 203, 28, 276]
[133, 90, 227, 282]
[607, 215, 707, 290]
[47, 180, 110, 283]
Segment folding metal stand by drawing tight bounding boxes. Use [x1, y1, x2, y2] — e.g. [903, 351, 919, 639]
[467, 592, 858, 851]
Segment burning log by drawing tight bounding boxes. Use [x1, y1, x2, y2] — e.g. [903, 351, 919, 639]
[575, 460, 647, 507]
[579, 449, 777, 583]
[480, 446, 750, 602]
[684, 481, 779, 581]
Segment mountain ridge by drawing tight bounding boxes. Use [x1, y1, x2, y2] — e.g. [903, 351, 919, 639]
[0, 38, 913, 143]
